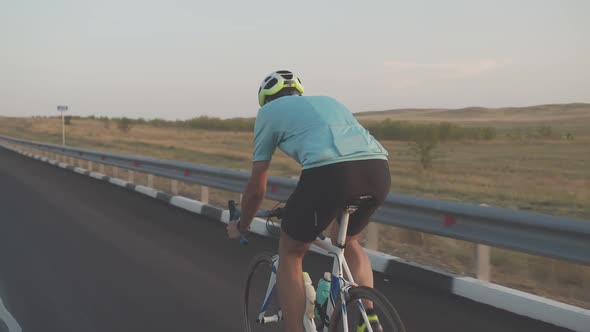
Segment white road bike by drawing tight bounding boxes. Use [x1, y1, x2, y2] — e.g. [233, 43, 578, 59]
[229, 196, 406, 332]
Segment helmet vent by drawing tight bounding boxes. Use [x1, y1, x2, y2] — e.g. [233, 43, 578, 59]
[264, 78, 278, 89]
[276, 70, 293, 79]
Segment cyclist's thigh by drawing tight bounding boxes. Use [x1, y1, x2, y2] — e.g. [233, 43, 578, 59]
[281, 166, 341, 243]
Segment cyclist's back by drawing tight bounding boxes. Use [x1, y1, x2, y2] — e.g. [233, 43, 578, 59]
[254, 95, 387, 170]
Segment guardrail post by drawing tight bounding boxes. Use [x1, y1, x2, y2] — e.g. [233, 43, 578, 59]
[147, 174, 154, 188]
[201, 186, 209, 204]
[88, 161, 93, 171]
[171, 180, 178, 195]
[112, 167, 118, 178]
[366, 222, 379, 250]
[128, 170, 134, 183]
[99, 164, 105, 174]
[475, 244, 491, 281]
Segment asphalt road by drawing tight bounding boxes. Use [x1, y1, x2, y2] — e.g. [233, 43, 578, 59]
[0, 147, 571, 332]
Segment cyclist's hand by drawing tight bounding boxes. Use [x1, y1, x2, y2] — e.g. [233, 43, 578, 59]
[227, 220, 242, 240]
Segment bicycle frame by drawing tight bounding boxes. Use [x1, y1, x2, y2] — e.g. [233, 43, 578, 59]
[254, 205, 374, 332]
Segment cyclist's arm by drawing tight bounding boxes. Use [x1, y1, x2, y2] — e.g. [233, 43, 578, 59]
[238, 160, 271, 232]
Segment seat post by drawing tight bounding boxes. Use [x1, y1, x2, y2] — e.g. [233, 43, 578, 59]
[336, 206, 357, 248]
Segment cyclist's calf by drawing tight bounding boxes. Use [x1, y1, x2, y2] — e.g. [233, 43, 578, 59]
[330, 222, 375, 299]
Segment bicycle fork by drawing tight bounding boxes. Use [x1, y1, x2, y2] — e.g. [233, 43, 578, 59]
[255, 254, 318, 330]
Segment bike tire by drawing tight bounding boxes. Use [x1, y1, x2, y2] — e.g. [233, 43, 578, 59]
[329, 286, 406, 332]
[243, 252, 282, 332]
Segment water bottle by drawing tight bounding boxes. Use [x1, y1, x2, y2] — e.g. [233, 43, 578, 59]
[315, 272, 331, 317]
[302, 272, 317, 330]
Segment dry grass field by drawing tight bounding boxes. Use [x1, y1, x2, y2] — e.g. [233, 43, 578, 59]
[356, 103, 590, 132]
[1, 103, 589, 308]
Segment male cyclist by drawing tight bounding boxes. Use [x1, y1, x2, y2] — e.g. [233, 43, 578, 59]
[227, 70, 390, 332]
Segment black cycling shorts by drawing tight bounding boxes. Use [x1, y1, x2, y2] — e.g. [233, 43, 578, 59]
[281, 159, 391, 243]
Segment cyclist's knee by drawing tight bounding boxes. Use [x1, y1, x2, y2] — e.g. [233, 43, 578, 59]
[346, 234, 362, 246]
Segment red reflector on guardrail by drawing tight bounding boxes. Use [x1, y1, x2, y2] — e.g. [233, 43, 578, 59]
[444, 215, 456, 227]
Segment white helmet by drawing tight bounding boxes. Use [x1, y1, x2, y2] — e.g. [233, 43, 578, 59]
[258, 70, 305, 106]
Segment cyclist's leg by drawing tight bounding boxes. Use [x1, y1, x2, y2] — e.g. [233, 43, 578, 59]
[329, 225, 374, 289]
[277, 230, 312, 332]
[279, 166, 336, 331]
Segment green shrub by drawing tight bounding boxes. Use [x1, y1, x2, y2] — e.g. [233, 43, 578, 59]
[117, 117, 132, 133]
[507, 125, 554, 140]
[410, 138, 440, 169]
[364, 120, 496, 142]
[99, 116, 110, 129]
[537, 125, 552, 138]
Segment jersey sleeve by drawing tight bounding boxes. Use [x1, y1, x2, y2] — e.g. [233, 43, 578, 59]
[252, 109, 280, 162]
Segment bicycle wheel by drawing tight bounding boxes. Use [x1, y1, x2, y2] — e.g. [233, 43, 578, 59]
[243, 252, 282, 331]
[329, 286, 406, 332]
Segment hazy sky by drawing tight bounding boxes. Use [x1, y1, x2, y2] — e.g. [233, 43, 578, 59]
[1, 0, 588, 119]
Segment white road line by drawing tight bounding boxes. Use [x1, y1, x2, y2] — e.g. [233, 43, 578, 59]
[0, 296, 22, 332]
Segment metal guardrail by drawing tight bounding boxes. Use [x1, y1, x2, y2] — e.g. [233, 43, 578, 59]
[2, 134, 589, 267]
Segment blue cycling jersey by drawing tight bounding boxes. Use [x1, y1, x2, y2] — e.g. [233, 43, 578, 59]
[253, 95, 388, 169]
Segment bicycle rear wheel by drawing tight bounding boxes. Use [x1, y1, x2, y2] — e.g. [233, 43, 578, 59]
[329, 286, 406, 332]
[243, 252, 282, 332]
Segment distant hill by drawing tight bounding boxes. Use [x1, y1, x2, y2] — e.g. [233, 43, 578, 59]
[354, 103, 590, 124]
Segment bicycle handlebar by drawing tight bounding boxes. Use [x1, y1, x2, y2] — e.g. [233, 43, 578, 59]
[228, 200, 284, 245]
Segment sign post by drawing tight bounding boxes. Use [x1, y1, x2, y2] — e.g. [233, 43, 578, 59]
[57, 105, 68, 145]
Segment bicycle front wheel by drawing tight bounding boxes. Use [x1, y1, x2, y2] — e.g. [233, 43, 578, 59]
[243, 252, 282, 332]
[329, 286, 406, 332]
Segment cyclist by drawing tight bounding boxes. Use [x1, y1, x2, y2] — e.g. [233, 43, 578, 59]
[227, 70, 391, 332]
